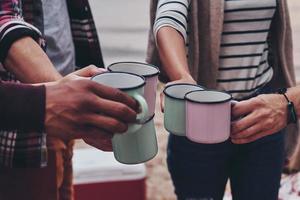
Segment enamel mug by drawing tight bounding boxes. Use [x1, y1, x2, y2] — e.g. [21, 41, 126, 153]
[112, 114, 158, 164]
[163, 84, 204, 136]
[185, 90, 232, 144]
[108, 62, 159, 117]
[91, 72, 154, 164]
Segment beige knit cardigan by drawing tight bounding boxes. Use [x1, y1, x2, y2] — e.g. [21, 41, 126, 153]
[146, 0, 300, 172]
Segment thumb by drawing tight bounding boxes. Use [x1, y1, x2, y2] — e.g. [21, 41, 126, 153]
[74, 65, 106, 77]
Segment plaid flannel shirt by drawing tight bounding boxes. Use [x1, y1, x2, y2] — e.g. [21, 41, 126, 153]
[0, 0, 104, 168]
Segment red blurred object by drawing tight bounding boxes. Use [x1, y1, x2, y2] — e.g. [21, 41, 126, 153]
[73, 148, 146, 200]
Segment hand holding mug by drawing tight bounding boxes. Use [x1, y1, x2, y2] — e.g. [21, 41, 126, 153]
[91, 72, 158, 164]
[231, 94, 288, 144]
[161, 76, 196, 112]
[163, 82, 203, 136]
[60, 65, 107, 82]
[45, 78, 139, 148]
[83, 133, 113, 152]
[108, 62, 159, 117]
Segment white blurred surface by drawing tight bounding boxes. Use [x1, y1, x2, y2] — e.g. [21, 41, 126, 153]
[73, 148, 146, 184]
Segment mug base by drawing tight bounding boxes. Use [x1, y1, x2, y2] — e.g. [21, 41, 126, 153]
[186, 136, 230, 144]
[114, 150, 158, 165]
[165, 128, 186, 137]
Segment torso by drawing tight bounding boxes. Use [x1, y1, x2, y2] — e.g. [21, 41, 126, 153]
[41, 0, 76, 76]
[216, 0, 277, 99]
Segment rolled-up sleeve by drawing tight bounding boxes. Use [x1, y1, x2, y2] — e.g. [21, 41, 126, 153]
[0, 82, 47, 168]
[0, 82, 46, 132]
[0, 0, 44, 62]
[154, 0, 190, 44]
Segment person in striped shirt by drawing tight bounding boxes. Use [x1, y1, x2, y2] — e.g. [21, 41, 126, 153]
[149, 0, 297, 199]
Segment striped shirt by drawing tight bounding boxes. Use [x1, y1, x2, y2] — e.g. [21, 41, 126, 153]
[154, 0, 277, 99]
[154, 0, 190, 44]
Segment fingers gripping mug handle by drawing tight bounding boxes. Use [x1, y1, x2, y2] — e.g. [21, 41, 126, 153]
[231, 100, 238, 105]
[125, 94, 149, 134]
[231, 100, 242, 122]
[133, 93, 149, 123]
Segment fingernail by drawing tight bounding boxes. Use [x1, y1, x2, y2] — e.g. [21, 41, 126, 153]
[96, 68, 107, 72]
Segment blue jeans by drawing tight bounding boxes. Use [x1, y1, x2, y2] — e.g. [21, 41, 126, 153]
[167, 84, 285, 200]
[167, 133, 284, 200]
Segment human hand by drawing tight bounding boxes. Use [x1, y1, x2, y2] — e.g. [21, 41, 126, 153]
[231, 94, 288, 144]
[160, 75, 196, 112]
[44, 79, 139, 151]
[60, 65, 106, 82]
[83, 132, 113, 152]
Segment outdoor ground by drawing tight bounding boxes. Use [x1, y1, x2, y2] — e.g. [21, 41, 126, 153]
[75, 1, 300, 199]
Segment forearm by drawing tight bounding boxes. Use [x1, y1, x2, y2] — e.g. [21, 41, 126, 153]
[0, 0, 60, 83]
[4, 37, 62, 83]
[154, 0, 191, 81]
[156, 27, 192, 81]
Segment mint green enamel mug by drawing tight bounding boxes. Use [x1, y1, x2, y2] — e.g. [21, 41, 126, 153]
[91, 72, 149, 133]
[163, 83, 204, 136]
[112, 114, 158, 164]
[91, 72, 156, 164]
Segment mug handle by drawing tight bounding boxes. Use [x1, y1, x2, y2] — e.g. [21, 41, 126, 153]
[231, 100, 242, 122]
[231, 100, 238, 105]
[124, 93, 149, 134]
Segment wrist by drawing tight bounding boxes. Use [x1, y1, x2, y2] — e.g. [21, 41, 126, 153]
[171, 73, 195, 83]
[278, 88, 298, 124]
[277, 94, 289, 126]
[44, 81, 63, 135]
[286, 86, 300, 119]
[179, 74, 194, 80]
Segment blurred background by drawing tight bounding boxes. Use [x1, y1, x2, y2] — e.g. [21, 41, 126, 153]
[75, 0, 300, 199]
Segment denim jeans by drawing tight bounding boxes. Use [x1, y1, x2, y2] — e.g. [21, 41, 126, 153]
[167, 84, 285, 200]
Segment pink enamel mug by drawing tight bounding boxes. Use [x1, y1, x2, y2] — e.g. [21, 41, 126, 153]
[108, 62, 159, 117]
[185, 90, 233, 144]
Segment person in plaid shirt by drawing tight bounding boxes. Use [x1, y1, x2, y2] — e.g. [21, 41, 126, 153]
[0, 66, 139, 161]
[0, 0, 109, 199]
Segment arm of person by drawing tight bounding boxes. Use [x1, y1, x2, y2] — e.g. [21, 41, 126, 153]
[0, 81, 46, 132]
[231, 86, 300, 144]
[4, 37, 62, 83]
[0, 0, 62, 168]
[0, 0, 61, 83]
[0, 66, 139, 167]
[0, 74, 129, 167]
[154, 0, 194, 83]
[154, 0, 195, 111]
[0, 66, 106, 132]
[0, 81, 48, 168]
[156, 27, 194, 83]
